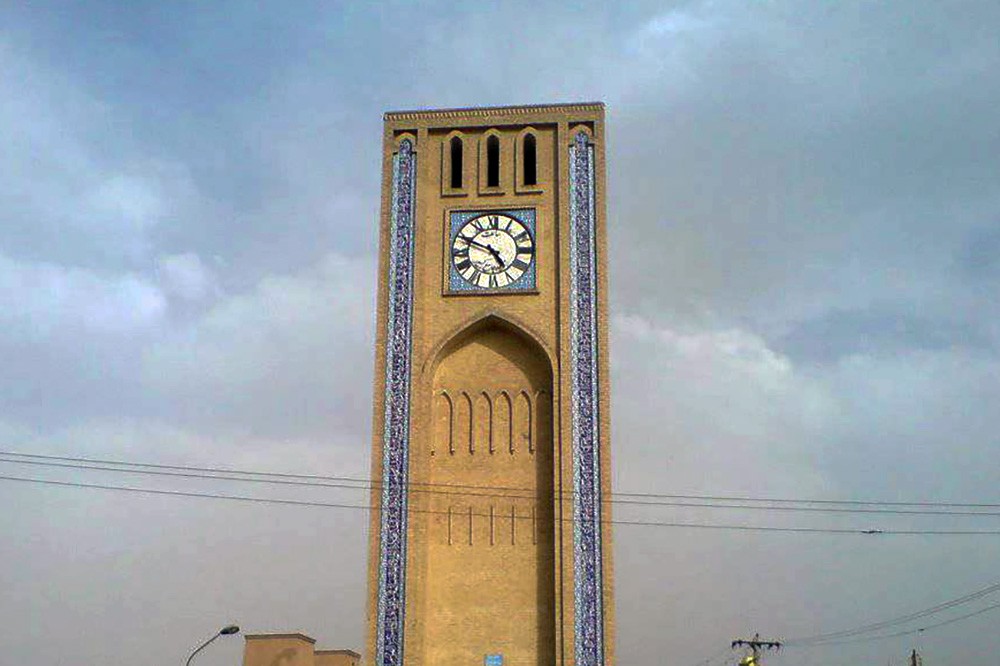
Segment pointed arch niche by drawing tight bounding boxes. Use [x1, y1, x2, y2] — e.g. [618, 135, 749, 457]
[413, 315, 555, 665]
[441, 130, 467, 197]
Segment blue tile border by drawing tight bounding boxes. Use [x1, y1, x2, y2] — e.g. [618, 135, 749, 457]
[376, 138, 416, 666]
[569, 130, 605, 666]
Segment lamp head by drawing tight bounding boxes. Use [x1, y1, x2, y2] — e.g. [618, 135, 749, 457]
[220, 625, 240, 635]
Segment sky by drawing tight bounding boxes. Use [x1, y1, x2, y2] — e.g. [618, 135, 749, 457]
[1, 1, 999, 664]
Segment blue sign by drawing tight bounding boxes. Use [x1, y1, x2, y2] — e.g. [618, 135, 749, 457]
[484, 655, 503, 666]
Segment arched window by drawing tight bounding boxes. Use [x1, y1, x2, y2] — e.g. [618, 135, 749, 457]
[486, 135, 500, 187]
[450, 136, 463, 189]
[523, 134, 537, 186]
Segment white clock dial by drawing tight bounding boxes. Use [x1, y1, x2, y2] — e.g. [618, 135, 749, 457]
[451, 213, 534, 289]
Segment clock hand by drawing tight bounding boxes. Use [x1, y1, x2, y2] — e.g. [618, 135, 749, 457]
[468, 239, 505, 268]
[486, 244, 505, 268]
[467, 238, 494, 252]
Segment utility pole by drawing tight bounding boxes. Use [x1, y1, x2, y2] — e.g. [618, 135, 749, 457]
[731, 633, 782, 665]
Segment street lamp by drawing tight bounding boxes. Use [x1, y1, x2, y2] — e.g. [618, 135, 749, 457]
[185, 624, 240, 666]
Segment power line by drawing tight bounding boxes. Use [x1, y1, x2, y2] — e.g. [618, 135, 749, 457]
[3, 455, 1000, 518]
[4, 473, 1000, 536]
[784, 580, 1000, 645]
[2, 449, 997, 511]
[789, 601, 1000, 647]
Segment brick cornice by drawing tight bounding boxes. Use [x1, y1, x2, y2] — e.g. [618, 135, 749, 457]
[384, 102, 603, 122]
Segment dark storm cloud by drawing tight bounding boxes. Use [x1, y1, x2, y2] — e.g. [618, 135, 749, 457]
[776, 306, 991, 363]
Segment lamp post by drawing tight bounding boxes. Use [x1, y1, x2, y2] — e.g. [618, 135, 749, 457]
[185, 624, 240, 666]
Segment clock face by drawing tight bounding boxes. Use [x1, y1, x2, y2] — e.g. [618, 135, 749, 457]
[450, 212, 535, 290]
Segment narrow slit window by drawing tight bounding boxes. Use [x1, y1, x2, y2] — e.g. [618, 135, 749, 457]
[523, 134, 537, 185]
[486, 135, 500, 187]
[450, 136, 463, 189]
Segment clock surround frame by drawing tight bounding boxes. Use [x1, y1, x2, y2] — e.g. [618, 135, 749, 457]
[443, 207, 538, 296]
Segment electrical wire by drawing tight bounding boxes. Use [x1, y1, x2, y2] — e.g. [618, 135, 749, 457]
[788, 601, 1000, 647]
[3, 473, 1000, 536]
[2, 449, 998, 511]
[783, 580, 1000, 645]
[3, 455, 1000, 518]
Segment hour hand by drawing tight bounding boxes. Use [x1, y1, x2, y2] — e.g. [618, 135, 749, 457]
[469, 239, 504, 267]
[486, 245, 504, 267]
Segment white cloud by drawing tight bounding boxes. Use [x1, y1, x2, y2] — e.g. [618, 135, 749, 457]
[641, 9, 711, 38]
[156, 252, 217, 302]
[612, 311, 1000, 506]
[0, 40, 204, 265]
[142, 253, 375, 439]
[0, 253, 167, 336]
[612, 313, 834, 499]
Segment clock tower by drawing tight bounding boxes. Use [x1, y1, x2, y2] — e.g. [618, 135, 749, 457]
[366, 103, 614, 666]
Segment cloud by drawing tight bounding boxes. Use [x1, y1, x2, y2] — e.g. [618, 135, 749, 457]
[610, 311, 1000, 666]
[142, 253, 375, 440]
[606, 0, 1000, 339]
[777, 306, 993, 363]
[0, 253, 167, 336]
[612, 313, 833, 499]
[0, 39, 180, 266]
[2, 3, 1000, 666]
[156, 252, 218, 302]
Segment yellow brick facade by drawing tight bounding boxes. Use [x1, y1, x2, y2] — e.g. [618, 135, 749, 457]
[367, 103, 615, 666]
[243, 634, 360, 666]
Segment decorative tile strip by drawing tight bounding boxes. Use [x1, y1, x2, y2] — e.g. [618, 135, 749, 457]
[376, 138, 417, 666]
[569, 130, 605, 666]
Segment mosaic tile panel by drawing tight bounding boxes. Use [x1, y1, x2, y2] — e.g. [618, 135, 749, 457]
[376, 138, 417, 666]
[569, 130, 605, 666]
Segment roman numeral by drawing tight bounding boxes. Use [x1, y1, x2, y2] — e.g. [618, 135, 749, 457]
[487, 215, 499, 228]
[511, 258, 530, 272]
[452, 245, 469, 258]
[455, 258, 471, 272]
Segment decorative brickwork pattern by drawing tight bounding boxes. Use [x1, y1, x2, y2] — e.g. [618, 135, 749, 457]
[384, 102, 603, 122]
[569, 130, 605, 666]
[376, 138, 417, 666]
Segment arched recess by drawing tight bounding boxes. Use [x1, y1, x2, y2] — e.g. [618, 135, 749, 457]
[421, 312, 557, 379]
[495, 391, 513, 455]
[479, 128, 505, 193]
[394, 131, 417, 151]
[515, 125, 549, 193]
[515, 390, 533, 454]
[432, 391, 453, 456]
[569, 123, 593, 141]
[486, 135, 500, 187]
[412, 314, 556, 665]
[442, 130, 466, 195]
